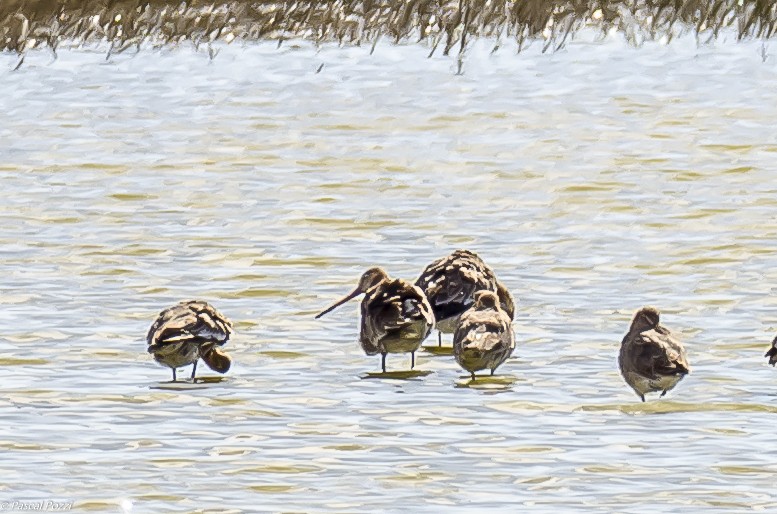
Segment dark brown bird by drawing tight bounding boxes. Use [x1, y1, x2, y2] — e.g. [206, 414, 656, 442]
[453, 290, 515, 380]
[415, 249, 514, 346]
[764, 336, 777, 366]
[147, 300, 233, 381]
[618, 307, 690, 402]
[316, 267, 435, 372]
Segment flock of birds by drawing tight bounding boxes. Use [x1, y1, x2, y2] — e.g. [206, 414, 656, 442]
[145, 249, 774, 402]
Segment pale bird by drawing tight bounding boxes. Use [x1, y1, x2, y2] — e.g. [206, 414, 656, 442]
[453, 290, 515, 380]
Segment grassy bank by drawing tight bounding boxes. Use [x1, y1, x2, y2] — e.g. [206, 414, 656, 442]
[2, 0, 776, 57]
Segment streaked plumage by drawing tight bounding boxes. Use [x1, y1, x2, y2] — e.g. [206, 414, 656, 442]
[618, 307, 690, 402]
[453, 290, 515, 380]
[147, 300, 233, 381]
[316, 267, 435, 372]
[415, 249, 514, 345]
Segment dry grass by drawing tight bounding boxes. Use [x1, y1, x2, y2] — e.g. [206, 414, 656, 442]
[1, 0, 776, 58]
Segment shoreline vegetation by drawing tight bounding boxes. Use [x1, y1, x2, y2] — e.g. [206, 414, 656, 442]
[1, 0, 775, 61]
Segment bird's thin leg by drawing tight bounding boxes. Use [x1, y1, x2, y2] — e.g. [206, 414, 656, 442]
[490, 369, 495, 376]
[438, 331, 442, 347]
[470, 372, 476, 381]
[411, 351, 415, 369]
[640, 394, 646, 402]
[381, 353, 387, 373]
[190, 360, 198, 381]
[660, 390, 667, 398]
[172, 368, 177, 382]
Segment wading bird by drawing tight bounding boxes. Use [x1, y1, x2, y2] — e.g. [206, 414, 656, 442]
[316, 267, 435, 372]
[763, 336, 777, 366]
[147, 300, 233, 381]
[453, 290, 515, 380]
[618, 307, 690, 402]
[415, 249, 514, 346]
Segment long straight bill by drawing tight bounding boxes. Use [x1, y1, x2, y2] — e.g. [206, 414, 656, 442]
[315, 288, 361, 318]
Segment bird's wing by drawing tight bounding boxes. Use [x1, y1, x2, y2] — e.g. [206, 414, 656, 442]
[634, 327, 689, 378]
[364, 280, 421, 331]
[147, 301, 232, 350]
[416, 252, 497, 320]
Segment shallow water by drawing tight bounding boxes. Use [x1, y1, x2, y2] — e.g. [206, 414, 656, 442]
[2, 33, 777, 512]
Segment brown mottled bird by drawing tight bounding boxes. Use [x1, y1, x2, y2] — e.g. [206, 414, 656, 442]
[316, 267, 435, 372]
[147, 300, 233, 381]
[618, 307, 690, 402]
[415, 249, 514, 346]
[453, 290, 515, 380]
[764, 336, 777, 366]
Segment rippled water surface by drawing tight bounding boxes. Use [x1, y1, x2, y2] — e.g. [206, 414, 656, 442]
[2, 34, 777, 512]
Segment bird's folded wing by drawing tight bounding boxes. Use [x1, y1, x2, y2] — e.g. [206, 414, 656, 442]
[637, 330, 688, 376]
[147, 303, 231, 347]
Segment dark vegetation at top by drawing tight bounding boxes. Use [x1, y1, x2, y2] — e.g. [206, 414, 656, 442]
[1, 0, 776, 60]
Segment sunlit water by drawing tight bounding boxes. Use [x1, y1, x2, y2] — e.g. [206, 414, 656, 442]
[2, 32, 777, 512]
